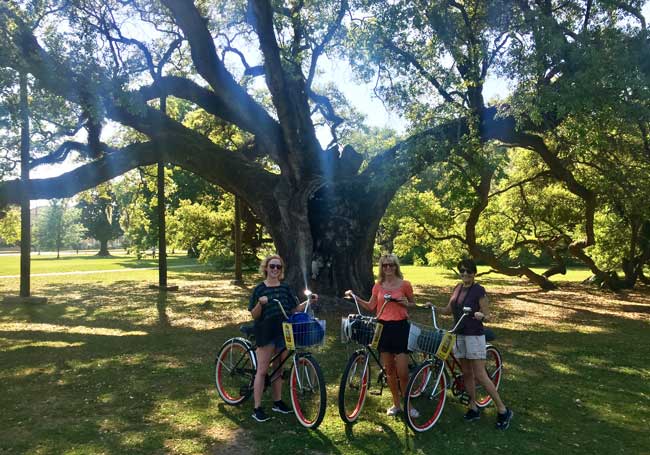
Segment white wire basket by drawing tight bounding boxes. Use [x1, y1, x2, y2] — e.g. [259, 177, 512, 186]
[340, 315, 381, 347]
[407, 322, 447, 355]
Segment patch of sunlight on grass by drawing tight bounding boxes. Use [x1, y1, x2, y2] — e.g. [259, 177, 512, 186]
[609, 365, 650, 378]
[119, 432, 147, 448]
[548, 361, 579, 375]
[3, 340, 85, 351]
[0, 322, 148, 337]
[96, 393, 118, 405]
[164, 438, 207, 454]
[0, 365, 57, 379]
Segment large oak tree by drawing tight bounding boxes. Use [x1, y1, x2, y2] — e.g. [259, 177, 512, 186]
[0, 0, 647, 293]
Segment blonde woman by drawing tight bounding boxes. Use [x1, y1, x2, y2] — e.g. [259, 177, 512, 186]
[248, 254, 317, 422]
[346, 254, 416, 416]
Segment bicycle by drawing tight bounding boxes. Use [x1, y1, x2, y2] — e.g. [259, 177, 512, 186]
[337, 292, 426, 424]
[403, 305, 503, 432]
[214, 298, 327, 429]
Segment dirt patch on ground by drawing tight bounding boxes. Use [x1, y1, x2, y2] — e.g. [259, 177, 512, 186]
[207, 426, 254, 455]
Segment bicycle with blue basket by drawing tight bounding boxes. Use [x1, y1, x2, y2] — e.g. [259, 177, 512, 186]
[215, 293, 327, 429]
[403, 305, 503, 432]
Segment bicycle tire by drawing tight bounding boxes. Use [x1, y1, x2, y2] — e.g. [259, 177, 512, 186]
[404, 360, 448, 432]
[338, 350, 370, 423]
[290, 353, 326, 429]
[215, 337, 256, 405]
[475, 345, 503, 408]
[407, 351, 428, 398]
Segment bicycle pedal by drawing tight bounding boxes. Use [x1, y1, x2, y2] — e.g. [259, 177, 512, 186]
[458, 393, 470, 405]
[239, 385, 252, 396]
[370, 390, 382, 396]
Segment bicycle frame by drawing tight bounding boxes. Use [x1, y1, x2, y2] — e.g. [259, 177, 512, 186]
[342, 294, 393, 392]
[403, 305, 504, 432]
[338, 293, 425, 423]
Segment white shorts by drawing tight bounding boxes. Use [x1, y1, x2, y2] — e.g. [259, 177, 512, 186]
[454, 335, 486, 360]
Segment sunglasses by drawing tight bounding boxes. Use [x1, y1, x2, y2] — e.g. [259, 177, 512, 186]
[268, 263, 283, 270]
[459, 268, 475, 274]
[382, 263, 396, 269]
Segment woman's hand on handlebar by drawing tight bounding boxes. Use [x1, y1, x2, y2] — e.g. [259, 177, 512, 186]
[474, 311, 485, 321]
[344, 290, 355, 299]
[394, 296, 412, 308]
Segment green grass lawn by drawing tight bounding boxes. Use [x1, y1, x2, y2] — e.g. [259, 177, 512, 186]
[0, 263, 648, 454]
[0, 251, 203, 276]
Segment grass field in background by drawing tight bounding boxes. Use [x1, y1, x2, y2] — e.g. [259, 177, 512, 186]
[0, 251, 202, 276]
[0, 262, 648, 454]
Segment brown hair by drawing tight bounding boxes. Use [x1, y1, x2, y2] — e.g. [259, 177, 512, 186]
[378, 253, 403, 283]
[457, 258, 477, 273]
[259, 254, 285, 280]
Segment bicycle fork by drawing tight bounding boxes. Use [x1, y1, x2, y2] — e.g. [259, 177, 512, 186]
[292, 354, 316, 394]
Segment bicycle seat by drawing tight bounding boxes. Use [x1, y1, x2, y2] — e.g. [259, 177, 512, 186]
[240, 324, 255, 338]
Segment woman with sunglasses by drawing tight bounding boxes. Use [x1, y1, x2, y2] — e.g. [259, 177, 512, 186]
[346, 253, 416, 416]
[433, 258, 513, 430]
[248, 254, 318, 423]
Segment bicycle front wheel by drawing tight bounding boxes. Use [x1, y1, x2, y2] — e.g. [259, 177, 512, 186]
[338, 350, 370, 423]
[407, 351, 428, 398]
[476, 345, 503, 408]
[404, 360, 448, 432]
[215, 338, 256, 405]
[290, 353, 326, 429]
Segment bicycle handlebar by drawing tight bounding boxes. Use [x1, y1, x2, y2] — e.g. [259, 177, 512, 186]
[272, 298, 290, 320]
[426, 304, 472, 333]
[344, 291, 389, 320]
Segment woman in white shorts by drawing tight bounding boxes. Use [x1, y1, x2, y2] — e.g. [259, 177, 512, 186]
[435, 259, 513, 430]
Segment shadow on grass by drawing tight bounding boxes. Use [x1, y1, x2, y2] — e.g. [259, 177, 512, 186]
[1, 274, 649, 454]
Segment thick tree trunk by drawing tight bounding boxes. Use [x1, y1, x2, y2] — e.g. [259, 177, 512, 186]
[97, 239, 110, 256]
[264, 182, 381, 300]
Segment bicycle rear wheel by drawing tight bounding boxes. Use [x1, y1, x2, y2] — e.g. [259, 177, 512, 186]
[215, 338, 256, 405]
[476, 345, 503, 408]
[404, 360, 448, 432]
[338, 350, 370, 423]
[290, 353, 326, 429]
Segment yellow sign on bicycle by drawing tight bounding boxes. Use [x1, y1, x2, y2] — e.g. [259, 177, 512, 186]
[435, 332, 456, 360]
[370, 322, 383, 350]
[282, 322, 295, 350]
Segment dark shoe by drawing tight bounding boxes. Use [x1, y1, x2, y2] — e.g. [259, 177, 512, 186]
[464, 408, 481, 422]
[272, 400, 292, 414]
[496, 408, 513, 430]
[252, 407, 270, 422]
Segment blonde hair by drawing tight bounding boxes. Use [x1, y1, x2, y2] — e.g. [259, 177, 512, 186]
[378, 253, 403, 282]
[259, 254, 285, 280]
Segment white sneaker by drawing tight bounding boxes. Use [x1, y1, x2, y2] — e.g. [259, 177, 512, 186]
[409, 407, 420, 418]
[386, 405, 401, 416]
